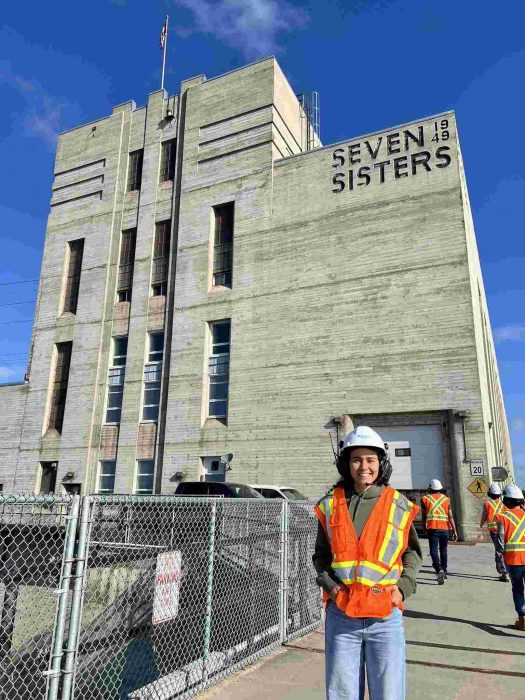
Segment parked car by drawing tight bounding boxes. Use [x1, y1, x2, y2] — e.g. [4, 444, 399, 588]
[250, 485, 308, 500]
[174, 481, 264, 498]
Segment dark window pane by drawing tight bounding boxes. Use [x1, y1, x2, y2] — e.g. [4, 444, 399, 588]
[210, 382, 228, 400]
[143, 405, 159, 421]
[113, 337, 128, 364]
[212, 322, 230, 345]
[209, 400, 227, 417]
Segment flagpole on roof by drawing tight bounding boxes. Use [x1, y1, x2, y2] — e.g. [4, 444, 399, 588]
[160, 15, 169, 91]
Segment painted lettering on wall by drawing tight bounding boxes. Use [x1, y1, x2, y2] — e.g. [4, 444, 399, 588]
[331, 119, 452, 194]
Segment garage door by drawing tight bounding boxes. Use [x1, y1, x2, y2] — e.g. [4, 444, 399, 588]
[370, 424, 445, 490]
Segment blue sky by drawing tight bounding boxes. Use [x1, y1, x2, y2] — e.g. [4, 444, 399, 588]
[0, 0, 524, 481]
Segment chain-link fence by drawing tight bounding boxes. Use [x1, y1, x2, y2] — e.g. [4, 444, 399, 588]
[0, 494, 322, 700]
[0, 493, 78, 700]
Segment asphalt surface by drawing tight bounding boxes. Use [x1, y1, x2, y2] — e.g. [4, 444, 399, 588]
[197, 542, 525, 699]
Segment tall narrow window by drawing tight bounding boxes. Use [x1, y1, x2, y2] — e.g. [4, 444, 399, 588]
[106, 337, 127, 424]
[48, 342, 73, 433]
[63, 239, 84, 314]
[117, 229, 136, 303]
[151, 221, 170, 296]
[213, 203, 234, 288]
[98, 461, 116, 495]
[40, 461, 58, 494]
[136, 459, 154, 495]
[159, 139, 176, 182]
[127, 149, 143, 192]
[142, 332, 164, 421]
[208, 321, 230, 419]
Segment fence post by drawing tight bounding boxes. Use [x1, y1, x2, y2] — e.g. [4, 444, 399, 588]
[46, 495, 81, 700]
[279, 500, 289, 644]
[59, 495, 93, 700]
[203, 500, 217, 682]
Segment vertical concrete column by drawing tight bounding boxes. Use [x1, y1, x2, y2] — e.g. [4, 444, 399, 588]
[116, 90, 167, 493]
[448, 409, 467, 541]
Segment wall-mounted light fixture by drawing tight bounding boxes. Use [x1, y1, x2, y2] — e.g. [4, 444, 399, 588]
[165, 108, 174, 120]
[63, 471, 75, 480]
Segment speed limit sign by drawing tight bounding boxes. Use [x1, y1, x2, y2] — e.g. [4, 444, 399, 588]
[469, 460, 485, 476]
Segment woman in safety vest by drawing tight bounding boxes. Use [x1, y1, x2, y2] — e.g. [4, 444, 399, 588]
[494, 484, 525, 631]
[313, 426, 422, 700]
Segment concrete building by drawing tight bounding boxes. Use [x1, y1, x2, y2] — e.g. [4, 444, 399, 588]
[0, 57, 512, 538]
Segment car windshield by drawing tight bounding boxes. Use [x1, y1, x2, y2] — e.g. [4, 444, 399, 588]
[231, 485, 264, 498]
[280, 488, 307, 500]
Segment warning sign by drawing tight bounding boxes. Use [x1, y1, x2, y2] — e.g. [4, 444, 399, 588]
[152, 551, 182, 625]
[467, 478, 489, 499]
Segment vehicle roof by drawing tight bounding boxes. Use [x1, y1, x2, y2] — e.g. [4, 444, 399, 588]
[180, 481, 251, 487]
[250, 485, 299, 490]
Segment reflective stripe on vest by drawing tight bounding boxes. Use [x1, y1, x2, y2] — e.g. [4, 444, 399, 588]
[486, 498, 503, 531]
[500, 510, 525, 553]
[425, 494, 449, 523]
[317, 488, 415, 588]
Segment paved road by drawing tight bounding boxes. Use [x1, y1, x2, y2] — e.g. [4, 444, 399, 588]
[198, 542, 525, 699]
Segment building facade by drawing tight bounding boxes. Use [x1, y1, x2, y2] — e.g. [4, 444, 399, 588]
[0, 57, 512, 539]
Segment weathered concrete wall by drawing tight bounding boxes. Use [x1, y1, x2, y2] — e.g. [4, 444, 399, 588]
[0, 383, 27, 491]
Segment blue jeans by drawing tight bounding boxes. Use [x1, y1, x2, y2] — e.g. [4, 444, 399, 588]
[508, 565, 525, 616]
[325, 603, 405, 700]
[489, 531, 507, 574]
[427, 529, 448, 573]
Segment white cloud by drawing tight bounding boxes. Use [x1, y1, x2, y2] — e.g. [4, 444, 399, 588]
[494, 325, 525, 343]
[0, 59, 79, 149]
[512, 418, 525, 432]
[174, 0, 309, 59]
[0, 365, 24, 381]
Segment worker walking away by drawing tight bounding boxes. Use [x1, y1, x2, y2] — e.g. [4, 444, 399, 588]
[495, 484, 525, 631]
[422, 479, 458, 585]
[313, 426, 422, 700]
[480, 483, 509, 582]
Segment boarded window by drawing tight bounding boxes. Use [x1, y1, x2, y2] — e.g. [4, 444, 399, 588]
[213, 203, 234, 288]
[159, 139, 176, 182]
[48, 342, 72, 433]
[151, 221, 170, 296]
[117, 229, 136, 302]
[63, 239, 84, 314]
[127, 149, 143, 192]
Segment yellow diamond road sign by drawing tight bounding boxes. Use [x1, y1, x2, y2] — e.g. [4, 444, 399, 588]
[467, 478, 489, 499]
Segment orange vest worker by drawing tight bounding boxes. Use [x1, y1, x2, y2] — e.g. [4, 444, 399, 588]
[495, 507, 525, 566]
[485, 498, 504, 532]
[422, 493, 450, 530]
[315, 486, 418, 619]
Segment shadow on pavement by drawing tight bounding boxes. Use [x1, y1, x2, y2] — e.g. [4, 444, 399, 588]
[404, 609, 524, 639]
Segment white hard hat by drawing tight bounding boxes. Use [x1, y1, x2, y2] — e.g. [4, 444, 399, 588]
[429, 479, 443, 490]
[342, 426, 386, 454]
[503, 484, 524, 500]
[488, 483, 502, 496]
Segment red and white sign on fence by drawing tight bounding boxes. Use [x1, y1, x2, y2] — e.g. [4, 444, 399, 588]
[152, 550, 182, 624]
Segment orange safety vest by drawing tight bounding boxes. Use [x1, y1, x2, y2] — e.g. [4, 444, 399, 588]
[422, 493, 450, 530]
[485, 497, 504, 532]
[495, 507, 525, 566]
[314, 486, 419, 619]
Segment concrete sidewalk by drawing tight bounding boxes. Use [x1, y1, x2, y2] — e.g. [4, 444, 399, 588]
[198, 543, 525, 699]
